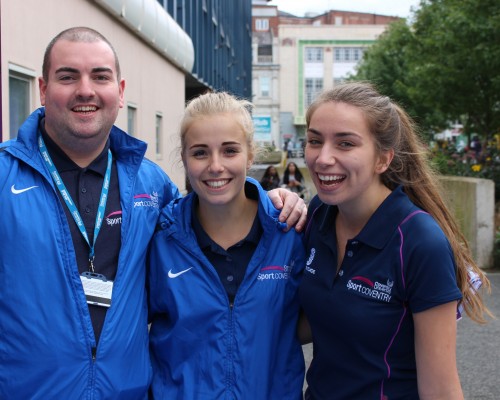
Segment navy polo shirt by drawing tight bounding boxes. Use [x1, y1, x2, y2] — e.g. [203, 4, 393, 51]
[300, 187, 462, 399]
[41, 121, 121, 345]
[191, 191, 262, 304]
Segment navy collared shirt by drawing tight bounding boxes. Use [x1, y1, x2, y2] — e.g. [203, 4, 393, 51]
[300, 188, 461, 399]
[41, 121, 121, 344]
[191, 196, 262, 304]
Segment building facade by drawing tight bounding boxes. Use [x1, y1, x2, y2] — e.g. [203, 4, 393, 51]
[251, 2, 399, 151]
[158, 0, 253, 101]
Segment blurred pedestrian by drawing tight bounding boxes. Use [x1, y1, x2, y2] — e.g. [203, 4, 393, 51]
[260, 165, 281, 190]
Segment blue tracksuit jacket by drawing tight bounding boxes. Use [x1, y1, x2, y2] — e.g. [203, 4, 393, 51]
[148, 178, 305, 399]
[0, 108, 180, 399]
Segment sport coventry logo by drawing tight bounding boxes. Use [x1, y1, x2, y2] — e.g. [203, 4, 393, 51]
[257, 265, 292, 281]
[346, 276, 394, 303]
[106, 211, 122, 226]
[134, 192, 159, 209]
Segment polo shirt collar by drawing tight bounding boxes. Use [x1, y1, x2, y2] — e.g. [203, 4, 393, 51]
[317, 186, 416, 250]
[40, 118, 111, 176]
[191, 194, 262, 252]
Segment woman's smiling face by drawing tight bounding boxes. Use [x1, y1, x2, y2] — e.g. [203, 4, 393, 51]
[305, 101, 392, 209]
[183, 113, 252, 208]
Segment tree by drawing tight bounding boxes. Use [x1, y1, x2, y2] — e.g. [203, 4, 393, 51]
[353, 18, 445, 136]
[352, 0, 500, 139]
[412, 0, 500, 138]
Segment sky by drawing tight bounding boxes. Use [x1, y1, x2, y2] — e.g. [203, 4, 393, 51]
[266, 0, 421, 19]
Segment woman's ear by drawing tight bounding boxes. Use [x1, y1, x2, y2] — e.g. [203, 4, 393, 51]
[376, 148, 394, 174]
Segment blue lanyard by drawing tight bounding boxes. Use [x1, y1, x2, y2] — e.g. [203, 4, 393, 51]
[38, 135, 112, 272]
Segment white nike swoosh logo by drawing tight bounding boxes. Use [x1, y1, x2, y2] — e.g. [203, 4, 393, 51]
[11, 184, 39, 194]
[168, 267, 193, 278]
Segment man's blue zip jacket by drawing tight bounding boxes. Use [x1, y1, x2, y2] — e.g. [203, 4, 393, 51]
[148, 178, 306, 399]
[0, 108, 180, 399]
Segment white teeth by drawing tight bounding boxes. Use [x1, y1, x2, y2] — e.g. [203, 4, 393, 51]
[206, 180, 229, 188]
[73, 106, 97, 112]
[318, 174, 344, 181]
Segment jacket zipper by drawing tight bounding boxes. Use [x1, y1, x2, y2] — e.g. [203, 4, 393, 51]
[226, 301, 235, 395]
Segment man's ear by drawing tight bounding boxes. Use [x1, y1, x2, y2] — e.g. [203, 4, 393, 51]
[38, 77, 47, 106]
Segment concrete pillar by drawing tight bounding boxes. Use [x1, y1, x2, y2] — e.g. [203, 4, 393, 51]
[440, 176, 495, 268]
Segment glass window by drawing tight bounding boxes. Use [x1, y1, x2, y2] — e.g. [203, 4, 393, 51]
[9, 73, 32, 139]
[255, 19, 269, 31]
[260, 76, 270, 97]
[334, 47, 365, 63]
[305, 78, 323, 107]
[257, 45, 272, 63]
[305, 47, 323, 63]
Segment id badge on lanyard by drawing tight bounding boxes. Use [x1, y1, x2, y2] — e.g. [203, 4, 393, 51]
[39, 135, 115, 308]
[80, 271, 114, 308]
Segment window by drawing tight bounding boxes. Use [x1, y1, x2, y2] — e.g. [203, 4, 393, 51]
[260, 76, 270, 97]
[255, 19, 269, 31]
[9, 75, 31, 139]
[155, 113, 163, 158]
[305, 78, 323, 107]
[334, 47, 365, 63]
[8, 64, 35, 139]
[305, 47, 323, 63]
[257, 44, 272, 63]
[127, 104, 137, 137]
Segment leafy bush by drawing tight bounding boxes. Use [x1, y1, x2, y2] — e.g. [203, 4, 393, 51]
[430, 140, 500, 201]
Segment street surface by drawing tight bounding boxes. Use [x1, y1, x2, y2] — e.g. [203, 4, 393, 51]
[302, 272, 500, 399]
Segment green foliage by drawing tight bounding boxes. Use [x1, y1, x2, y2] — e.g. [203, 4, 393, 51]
[351, 0, 500, 141]
[430, 139, 500, 201]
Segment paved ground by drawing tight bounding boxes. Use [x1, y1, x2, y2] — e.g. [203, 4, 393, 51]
[302, 272, 500, 399]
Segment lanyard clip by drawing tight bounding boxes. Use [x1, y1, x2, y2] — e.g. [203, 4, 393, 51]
[89, 256, 95, 273]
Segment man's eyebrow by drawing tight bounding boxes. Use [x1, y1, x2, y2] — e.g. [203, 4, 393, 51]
[54, 67, 113, 74]
[91, 67, 114, 74]
[54, 67, 79, 74]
